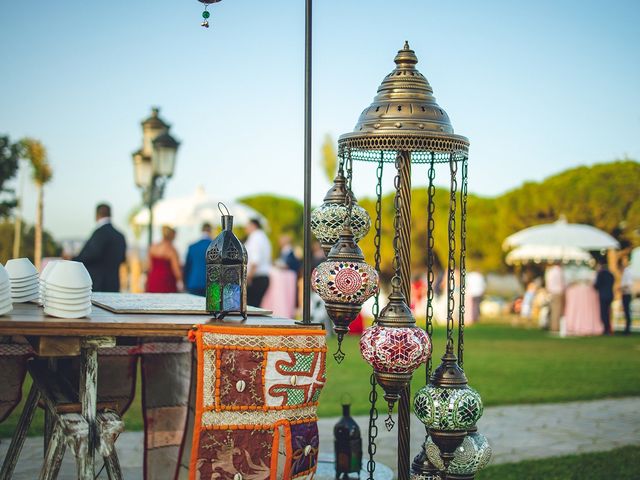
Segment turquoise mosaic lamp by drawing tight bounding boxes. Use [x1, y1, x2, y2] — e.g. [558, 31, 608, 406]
[205, 203, 248, 319]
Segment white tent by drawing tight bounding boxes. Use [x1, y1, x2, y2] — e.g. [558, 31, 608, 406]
[503, 217, 619, 251]
[132, 186, 266, 229]
[505, 244, 593, 266]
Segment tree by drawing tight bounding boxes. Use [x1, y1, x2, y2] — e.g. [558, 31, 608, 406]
[320, 134, 337, 183]
[0, 220, 61, 264]
[21, 138, 53, 270]
[0, 135, 21, 218]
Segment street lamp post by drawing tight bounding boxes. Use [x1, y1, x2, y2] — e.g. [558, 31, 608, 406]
[132, 107, 180, 247]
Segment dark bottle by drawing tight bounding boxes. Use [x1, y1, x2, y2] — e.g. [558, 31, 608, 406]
[334, 402, 362, 479]
[205, 204, 248, 319]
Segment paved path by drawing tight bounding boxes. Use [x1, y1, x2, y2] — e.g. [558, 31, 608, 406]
[2, 397, 639, 479]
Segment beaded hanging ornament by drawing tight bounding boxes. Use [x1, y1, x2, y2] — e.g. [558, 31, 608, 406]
[198, 0, 221, 28]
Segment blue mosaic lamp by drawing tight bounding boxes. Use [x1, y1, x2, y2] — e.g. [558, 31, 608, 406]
[205, 203, 248, 319]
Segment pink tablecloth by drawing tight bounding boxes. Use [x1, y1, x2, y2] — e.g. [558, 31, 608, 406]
[260, 268, 298, 318]
[564, 283, 603, 336]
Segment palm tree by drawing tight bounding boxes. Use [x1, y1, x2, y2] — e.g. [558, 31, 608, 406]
[21, 138, 52, 270]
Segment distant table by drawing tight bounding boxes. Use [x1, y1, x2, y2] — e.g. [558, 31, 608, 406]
[0, 294, 316, 480]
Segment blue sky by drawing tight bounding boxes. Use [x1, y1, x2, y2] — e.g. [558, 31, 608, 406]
[1, 0, 639, 240]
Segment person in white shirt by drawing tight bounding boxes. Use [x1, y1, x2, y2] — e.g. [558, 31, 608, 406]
[620, 256, 634, 335]
[465, 271, 486, 324]
[244, 218, 272, 307]
[545, 262, 565, 333]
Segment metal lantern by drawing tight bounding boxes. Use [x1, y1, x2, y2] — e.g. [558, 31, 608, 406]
[360, 281, 430, 430]
[411, 443, 442, 480]
[424, 427, 492, 479]
[311, 168, 371, 254]
[337, 41, 478, 480]
[334, 400, 363, 479]
[205, 203, 248, 319]
[413, 353, 483, 470]
[312, 223, 378, 362]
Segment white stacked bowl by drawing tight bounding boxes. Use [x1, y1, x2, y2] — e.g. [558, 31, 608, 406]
[5, 258, 39, 303]
[0, 263, 12, 315]
[42, 261, 92, 319]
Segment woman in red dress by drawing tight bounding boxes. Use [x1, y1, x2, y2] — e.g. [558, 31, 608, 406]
[146, 226, 183, 293]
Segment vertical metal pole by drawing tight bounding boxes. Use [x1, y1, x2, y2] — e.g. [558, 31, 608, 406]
[397, 150, 412, 480]
[147, 183, 155, 248]
[302, 0, 312, 324]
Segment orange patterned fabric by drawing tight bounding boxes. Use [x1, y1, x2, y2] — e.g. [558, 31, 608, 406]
[189, 325, 326, 480]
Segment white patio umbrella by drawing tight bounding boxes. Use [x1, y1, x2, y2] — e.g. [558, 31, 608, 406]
[505, 245, 594, 266]
[503, 217, 619, 251]
[132, 186, 266, 228]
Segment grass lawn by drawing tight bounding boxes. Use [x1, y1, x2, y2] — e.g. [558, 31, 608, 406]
[476, 445, 640, 479]
[1, 324, 639, 437]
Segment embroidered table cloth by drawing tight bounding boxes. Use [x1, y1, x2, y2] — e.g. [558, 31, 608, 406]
[188, 325, 327, 480]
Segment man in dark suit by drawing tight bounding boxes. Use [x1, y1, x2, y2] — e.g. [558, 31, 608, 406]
[183, 223, 212, 296]
[594, 258, 615, 335]
[74, 203, 127, 292]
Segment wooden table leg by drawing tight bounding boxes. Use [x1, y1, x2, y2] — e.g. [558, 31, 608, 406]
[0, 383, 40, 480]
[79, 336, 115, 480]
[38, 421, 67, 480]
[44, 358, 57, 454]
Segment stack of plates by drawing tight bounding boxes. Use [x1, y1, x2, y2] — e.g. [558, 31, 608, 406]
[0, 264, 12, 315]
[41, 260, 92, 319]
[5, 258, 39, 303]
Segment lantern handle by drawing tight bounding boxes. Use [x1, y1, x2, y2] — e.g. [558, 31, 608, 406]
[218, 202, 231, 217]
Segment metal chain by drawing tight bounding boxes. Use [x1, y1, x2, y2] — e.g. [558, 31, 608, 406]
[445, 154, 458, 352]
[367, 154, 383, 480]
[344, 150, 354, 225]
[425, 155, 436, 382]
[392, 154, 402, 283]
[458, 156, 468, 367]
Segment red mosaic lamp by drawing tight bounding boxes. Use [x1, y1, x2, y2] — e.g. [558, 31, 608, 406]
[360, 277, 431, 430]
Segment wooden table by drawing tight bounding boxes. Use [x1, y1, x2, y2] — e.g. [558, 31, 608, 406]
[0, 298, 317, 480]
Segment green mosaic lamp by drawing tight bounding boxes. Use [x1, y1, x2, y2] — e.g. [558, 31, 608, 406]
[205, 203, 248, 319]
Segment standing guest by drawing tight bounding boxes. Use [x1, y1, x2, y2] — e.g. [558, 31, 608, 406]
[276, 234, 301, 273]
[594, 259, 615, 335]
[465, 271, 486, 324]
[146, 226, 183, 293]
[184, 223, 213, 296]
[73, 203, 126, 292]
[244, 218, 272, 307]
[545, 262, 565, 333]
[620, 256, 634, 335]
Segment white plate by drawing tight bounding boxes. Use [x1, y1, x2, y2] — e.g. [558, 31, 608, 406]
[5, 258, 38, 280]
[10, 274, 38, 284]
[45, 261, 92, 289]
[44, 294, 92, 304]
[43, 283, 92, 294]
[42, 287, 92, 298]
[0, 305, 12, 316]
[12, 294, 40, 303]
[11, 286, 39, 296]
[44, 305, 91, 319]
[45, 300, 91, 311]
[0, 299, 12, 310]
[0, 264, 9, 284]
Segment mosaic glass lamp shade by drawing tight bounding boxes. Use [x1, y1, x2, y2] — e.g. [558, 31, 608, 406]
[360, 285, 430, 417]
[312, 227, 378, 343]
[205, 210, 248, 320]
[411, 442, 443, 480]
[311, 170, 371, 254]
[413, 352, 484, 469]
[424, 428, 492, 479]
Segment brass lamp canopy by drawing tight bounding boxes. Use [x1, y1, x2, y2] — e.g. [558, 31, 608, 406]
[339, 41, 469, 155]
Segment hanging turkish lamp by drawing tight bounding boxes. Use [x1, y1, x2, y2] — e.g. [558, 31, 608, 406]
[197, 0, 221, 28]
[360, 279, 431, 430]
[311, 166, 371, 254]
[205, 203, 248, 320]
[312, 216, 378, 363]
[424, 426, 492, 479]
[413, 351, 484, 471]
